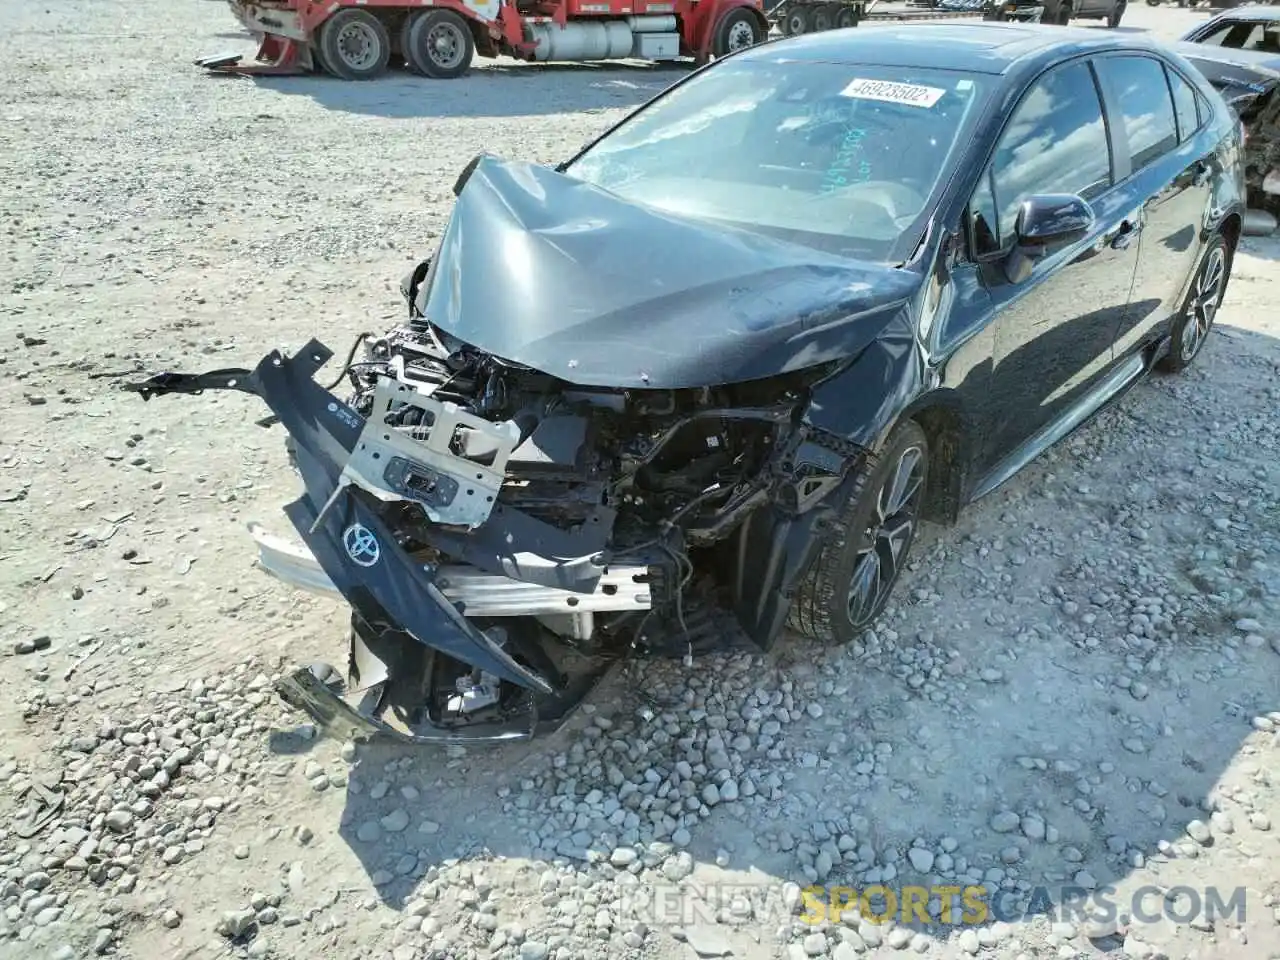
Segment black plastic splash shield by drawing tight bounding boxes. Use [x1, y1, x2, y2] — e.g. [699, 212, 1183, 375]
[124, 340, 554, 694]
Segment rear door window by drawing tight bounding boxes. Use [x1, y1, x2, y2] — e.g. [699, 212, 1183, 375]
[1094, 56, 1180, 171]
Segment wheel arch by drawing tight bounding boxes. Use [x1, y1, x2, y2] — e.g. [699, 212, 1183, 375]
[1219, 210, 1242, 252]
[803, 331, 976, 527]
[886, 392, 975, 526]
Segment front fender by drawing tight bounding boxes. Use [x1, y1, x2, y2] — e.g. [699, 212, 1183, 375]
[803, 310, 925, 453]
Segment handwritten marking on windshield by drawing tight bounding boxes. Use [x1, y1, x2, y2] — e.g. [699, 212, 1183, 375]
[820, 127, 872, 195]
[841, 78, 946, 108]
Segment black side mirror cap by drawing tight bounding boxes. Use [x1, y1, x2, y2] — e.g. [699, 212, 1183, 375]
[453, 153, 492, 197]
[1002, 193, 1095, 284]
[1014, 193, 1095, 248]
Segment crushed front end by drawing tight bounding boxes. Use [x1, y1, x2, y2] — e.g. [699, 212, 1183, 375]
[119, 156, 914, 745]
[124, 325, 858, 744]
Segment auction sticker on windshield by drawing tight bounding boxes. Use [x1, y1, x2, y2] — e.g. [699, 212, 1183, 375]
[840, 78, 946, 108]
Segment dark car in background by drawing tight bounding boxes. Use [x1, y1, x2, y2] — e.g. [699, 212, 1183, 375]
[125, 24, 1246, 745]
[1177, 5, 1280, 215]
[1018, 0, 1128, 27]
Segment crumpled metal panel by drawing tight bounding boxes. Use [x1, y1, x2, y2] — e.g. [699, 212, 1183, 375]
[417, 156, 920, 390]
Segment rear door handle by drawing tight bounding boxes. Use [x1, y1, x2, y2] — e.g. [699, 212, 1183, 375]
[1110, 219, 1138, 251]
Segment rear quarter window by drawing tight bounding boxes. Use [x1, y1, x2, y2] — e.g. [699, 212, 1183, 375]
[1166, 66, 1202, 141]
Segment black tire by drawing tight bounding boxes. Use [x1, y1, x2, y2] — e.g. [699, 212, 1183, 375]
[810, 4, 834, 30]
[1107, 0, 1126, 25]
[1157, 234, 1232, 374]
[788, 420, 929, 645]
[712, 8, 766, 56]
[404, 9, 475, 79]
[1054, 2, 1072, 22]
[836, 5, 858, 26]
[783, 7, 809, 33]
[317, 9, 391, 81]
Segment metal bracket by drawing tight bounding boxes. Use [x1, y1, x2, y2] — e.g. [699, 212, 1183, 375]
[121, 369, 257, 402]
[342, 376, 522, 529]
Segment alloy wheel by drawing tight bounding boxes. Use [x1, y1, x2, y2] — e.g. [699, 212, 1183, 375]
[1181, 245, 1225, 362]
[846, 445, 925, 628]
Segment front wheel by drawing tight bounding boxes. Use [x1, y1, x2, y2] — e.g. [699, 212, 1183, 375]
[788, 420, 930, 645]
[1107, 0, 1126, 25]
[1157, 234, 1232, 374]
[712, 8, 766, 57]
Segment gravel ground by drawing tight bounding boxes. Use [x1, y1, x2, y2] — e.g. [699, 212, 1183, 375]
[3, 3, 1280, 960]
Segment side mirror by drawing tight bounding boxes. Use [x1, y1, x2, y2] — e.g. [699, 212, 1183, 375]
[1014, 193, 1095, 248]
[453, 153, 492, 197]
[1002, 193, 1095, 283]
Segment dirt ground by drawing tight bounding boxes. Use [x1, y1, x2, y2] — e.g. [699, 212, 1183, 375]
[2, 3, 1279, 960]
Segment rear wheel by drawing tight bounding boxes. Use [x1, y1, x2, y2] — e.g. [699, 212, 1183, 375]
[713, 8, 766, 56]
[1157, 234, 1232, 374]
[1054, 1, 1072, 22]
[836, 5, 858, 26]
[404, 10, 474, 79]
[810, 4, 834, 29]
[1107, 0, 1126, 25]
[317, 9, 391, 80]
[788, 420, 929, 645]
[783, 7, 809, 33]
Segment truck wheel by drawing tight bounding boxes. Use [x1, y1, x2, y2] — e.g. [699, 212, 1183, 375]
[713, 8, 766, 57]
[404, 10, 475, 79]
[810, 4, 834, 29]
[1107, 0, 1125, 24]
[836, 6, 858, 26]
[317, 9, 391, 80]
[1054, 1, 1072, 21]
[782, 8, 808, 33]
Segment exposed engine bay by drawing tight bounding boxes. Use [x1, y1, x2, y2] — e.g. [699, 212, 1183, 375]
[121, 275, 862, 744]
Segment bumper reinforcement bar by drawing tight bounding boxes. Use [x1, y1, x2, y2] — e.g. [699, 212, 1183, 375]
[248, 523, 654, 616]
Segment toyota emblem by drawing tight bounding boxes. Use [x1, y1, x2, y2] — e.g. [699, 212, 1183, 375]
[343, 523, 381, 568]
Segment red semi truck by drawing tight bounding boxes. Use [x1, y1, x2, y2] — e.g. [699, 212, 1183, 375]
[200, 0, 771, 79]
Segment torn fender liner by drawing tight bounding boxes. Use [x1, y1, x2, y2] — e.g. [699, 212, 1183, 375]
[420, 156, 921, 390]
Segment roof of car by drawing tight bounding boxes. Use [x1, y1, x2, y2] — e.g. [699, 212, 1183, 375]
[737, 22, 1168, 74]
[1205, 5, 1280, 20]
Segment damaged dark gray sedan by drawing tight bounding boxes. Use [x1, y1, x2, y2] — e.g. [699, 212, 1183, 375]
[125, 23, 1246, 744]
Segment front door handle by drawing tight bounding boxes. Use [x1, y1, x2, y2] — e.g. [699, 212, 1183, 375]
[1110, 220, 1138, 251]
[1192, 162, 1212, 188]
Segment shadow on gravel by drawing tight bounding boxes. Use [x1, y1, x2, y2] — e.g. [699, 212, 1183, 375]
[257, 62, 685, 119]
[1240, 232, 1280, 261]
[270, 320, 1280, 945]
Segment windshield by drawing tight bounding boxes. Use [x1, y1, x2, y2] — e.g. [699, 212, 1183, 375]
[563, 60, 990, 262]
